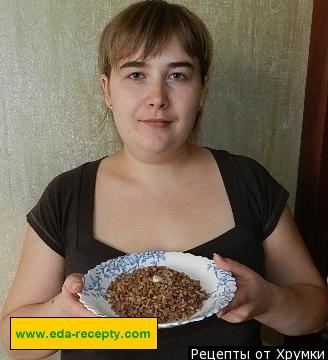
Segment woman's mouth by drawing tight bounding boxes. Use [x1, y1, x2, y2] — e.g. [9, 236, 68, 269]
[142, 119, 172, 128]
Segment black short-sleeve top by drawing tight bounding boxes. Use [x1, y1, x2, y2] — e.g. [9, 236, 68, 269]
[26, 148, 288, 359]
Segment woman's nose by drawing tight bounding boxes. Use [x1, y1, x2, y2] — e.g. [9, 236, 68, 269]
[146, 81, 169, 110]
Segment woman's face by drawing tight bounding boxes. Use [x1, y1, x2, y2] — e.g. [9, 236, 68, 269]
[100, 37, 207, 157]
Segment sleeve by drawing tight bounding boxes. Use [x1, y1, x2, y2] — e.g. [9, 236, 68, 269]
[235, 155, 289, 240]
[26, 174, 66, 257]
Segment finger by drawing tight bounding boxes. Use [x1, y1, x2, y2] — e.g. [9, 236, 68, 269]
[218, 304, 253, 323]
[65, 303, 96, 317]
[216, 304, 236, 320]
[212, 253, 231, 271]
[62, 273, 85, 294]
[71, 302, 96, 317]
[218, 311, 242, 323]
[66, 273, 84, 282]
[213, 253, 251, 276]
[216, 308, 227, 318]
[216, 296, 240, 318]
[51, 292, 96, 317]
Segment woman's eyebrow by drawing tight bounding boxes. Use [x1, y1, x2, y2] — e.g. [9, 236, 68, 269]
[119, 60, 147, 69]
[167, 61, 194, 69]
[119, 60, 195, 70]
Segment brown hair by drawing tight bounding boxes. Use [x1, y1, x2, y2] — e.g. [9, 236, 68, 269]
[98, 0, 213, 82]
[98, 0, 213, 143]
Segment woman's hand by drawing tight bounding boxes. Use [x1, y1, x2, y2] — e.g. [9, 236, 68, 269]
[50, 273, 94, 317]
[213, 253, 274, 323]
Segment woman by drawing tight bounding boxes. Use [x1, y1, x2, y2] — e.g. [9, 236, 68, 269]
[1, 1, 327, 359]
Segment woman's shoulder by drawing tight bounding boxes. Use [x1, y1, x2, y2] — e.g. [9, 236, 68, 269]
[207, 147, 288, 239]
[206, 147, 265, 171]
[206, 146, 287, 194]
[43, 157, 105, 196]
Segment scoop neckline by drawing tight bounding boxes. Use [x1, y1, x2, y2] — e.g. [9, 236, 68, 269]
[77, 147, 246, 257]
[91, 226, 239, 256]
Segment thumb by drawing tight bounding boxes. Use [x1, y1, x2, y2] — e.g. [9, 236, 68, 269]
[62, 273, 84, 295]
[213, 253, 231, 271]
[213, 253, 249, 276]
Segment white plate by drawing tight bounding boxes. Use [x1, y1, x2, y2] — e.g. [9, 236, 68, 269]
[78, 251, 237, 328]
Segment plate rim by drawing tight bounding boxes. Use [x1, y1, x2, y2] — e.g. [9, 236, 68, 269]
[78, 251, 237, 328]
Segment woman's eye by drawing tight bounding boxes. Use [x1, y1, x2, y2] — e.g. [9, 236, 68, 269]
[169, 73, 186, 81]
[128, 72, 144, 81]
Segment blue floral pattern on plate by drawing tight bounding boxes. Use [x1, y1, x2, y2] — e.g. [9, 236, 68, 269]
[79, 252, 237, 328]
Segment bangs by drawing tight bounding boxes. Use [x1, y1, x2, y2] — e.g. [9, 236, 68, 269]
[99, 1, 212, 80]
[110, 4, 194, 66]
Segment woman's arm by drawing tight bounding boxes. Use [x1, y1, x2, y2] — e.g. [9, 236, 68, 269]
[0, 226, 92, 360]
[214, 206, 328, 335]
